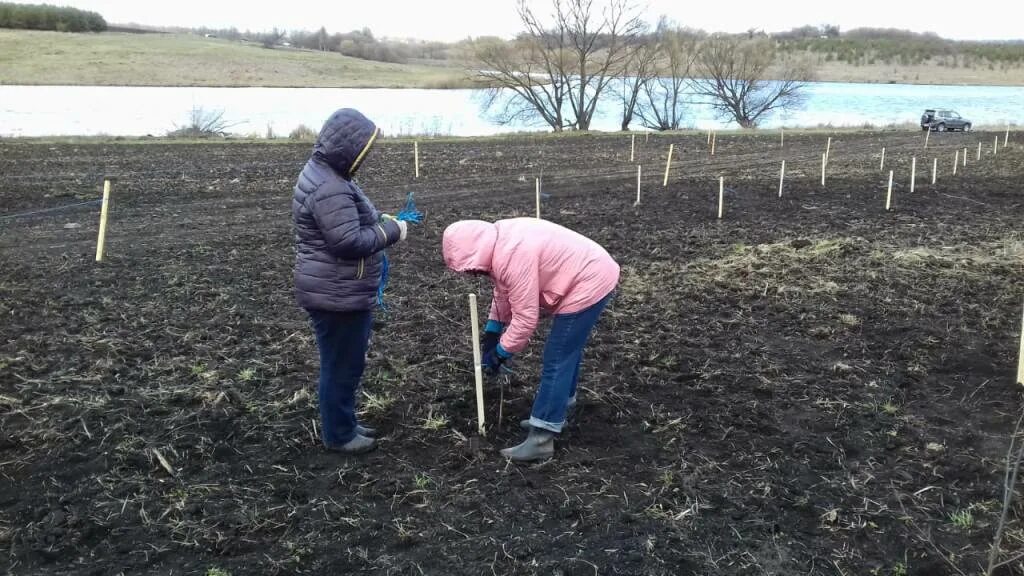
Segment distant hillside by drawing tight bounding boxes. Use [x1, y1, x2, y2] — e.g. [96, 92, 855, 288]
[0, 29, 476, 88]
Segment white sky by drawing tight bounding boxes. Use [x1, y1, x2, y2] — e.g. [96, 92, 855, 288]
[20, 0, 1023, 41]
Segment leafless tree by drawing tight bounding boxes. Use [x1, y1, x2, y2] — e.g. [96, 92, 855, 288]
[617, 24, 660, 131]
[634, 23, 701, 131]
[690, 35, 814, 128]
[473, 0, 643, 131]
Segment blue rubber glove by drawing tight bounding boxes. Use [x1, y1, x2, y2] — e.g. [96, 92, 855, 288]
[482, 320, 504, 356]
[483, 343, 513, 376]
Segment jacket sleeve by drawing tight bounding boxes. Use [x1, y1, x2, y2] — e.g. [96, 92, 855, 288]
[308, 184, 401, 258]
[488, 285, 512, 324]
[497, 259, 540, 354]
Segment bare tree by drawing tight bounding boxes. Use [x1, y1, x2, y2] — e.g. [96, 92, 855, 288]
[690, 35, 814, 128]
[473, 0, 643, 131]
[635, 24, 701, 131]
[617, 24, 659, 131]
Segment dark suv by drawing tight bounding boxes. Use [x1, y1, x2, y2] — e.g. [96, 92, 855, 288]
[921, 109, 971, 132]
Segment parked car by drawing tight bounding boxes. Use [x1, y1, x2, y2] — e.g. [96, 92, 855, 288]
[921, 109, 972, 132]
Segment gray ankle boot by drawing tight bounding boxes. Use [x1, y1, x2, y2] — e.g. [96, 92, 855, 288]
[356, 425, 377, 437]
[520, 395, 577, 430]
[326, 433, 377, 455]
[500, 427, 555, 462]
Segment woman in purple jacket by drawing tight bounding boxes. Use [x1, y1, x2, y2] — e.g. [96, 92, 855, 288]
[292, 108, 408, 454]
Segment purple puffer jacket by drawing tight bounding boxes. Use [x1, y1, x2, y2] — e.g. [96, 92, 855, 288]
[292, 108, 402, 312]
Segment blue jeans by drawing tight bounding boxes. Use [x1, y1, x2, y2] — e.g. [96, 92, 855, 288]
[529, 292, 614, 433]
[307, 308, 373, 446]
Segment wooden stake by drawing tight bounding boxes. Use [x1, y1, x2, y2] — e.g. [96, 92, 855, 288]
[468, 293, 486, 436]
[414, 141, 420, 178]
[1018, 298, 1024, 385]
[931, 157, 937, 185]
[535, 177, 541, 219]
[717, 176, 724, 219]
[924, 129, 930, 149]
[953, 150, 959, 175]
[645, 131, 649, 144]
[977, 142, 982, 161]
[885, 170, 893, 211]
[711, 131, 716, 156]
[825, 137, 831, 165]
[820, 152, 826, 186]
[994, 136, 999, 155]
[630, 134, 635, 162]
[880, 147, 886, 171]
[95, 179, 111, 262]
[662, 144, 674, 187]
[780, 128, 784, 148]
[634, 165, 641, 205]
[963, 147, 967, 166]
[1006, 125, 1011, 147]
[910, 157, 916, 193]
[778, 160, 785, 198]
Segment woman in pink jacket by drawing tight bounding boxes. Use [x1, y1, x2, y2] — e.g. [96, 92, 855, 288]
[442, 218, 620, 461]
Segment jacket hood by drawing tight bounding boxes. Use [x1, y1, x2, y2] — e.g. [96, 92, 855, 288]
[442, 220, 497, 274]
[313, 108, 380, 178]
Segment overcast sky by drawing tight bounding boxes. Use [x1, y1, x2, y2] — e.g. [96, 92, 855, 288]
[24, 0, 1023, 41]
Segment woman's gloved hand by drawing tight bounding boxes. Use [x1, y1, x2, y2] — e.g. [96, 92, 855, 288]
[481, 320, 504, 356]
[483, 344, 513, 376]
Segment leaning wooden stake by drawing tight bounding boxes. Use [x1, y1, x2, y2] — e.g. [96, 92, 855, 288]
[953, 150, 959, 175]
[95, 179, 111, 262]
[634, 165, 642, 205]
[468, 293, 486, 436]
[778, 160, 786, 198]
[910, 157, 916, 193]
[662, 144, 674, 187]
[885, 170, 894, 211]
[711, 131, 716, 156]
[931, 157, 937, 185]
[924, 129, 930, 149]
[414, 141, 420, 178]
[1018, 298, 1024, 385]
[717, 176, 724, 219]
[535, 177, 541, 219]
[630, 134, 635, 162]
[880, 147, 886, 171]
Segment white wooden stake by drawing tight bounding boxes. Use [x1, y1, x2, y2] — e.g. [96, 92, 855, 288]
[963, 147, 967, 166]
[95, 180, 111, 262]
[953, 150, 959, 175]
[977, 142, 982, 161]
[880, 147, 886, 171]
[711, 131, 716, 156]
[821, 152, 826, 186]
[1006, 125, 1011, 147]
[910, 157, 916, 193]
[535, 177, 541, 219]
[825, 137, 832, 166]
[778, 160, 785, 198]
[718, 176, 724, 219]
[780, 128, 784, 148]
[1018, 298, 1024, 385]
[885, 171, 893, 211]
[931, 157, 937, 185]
[662, 143, 674, 187]
[468, 293, 486, 436]
[994, 136, 999, 155]
[634, 165, 641, 205]
[414, 141, 420, 178]
[924, 129, 930, 149]
[630, 134, 635, 162]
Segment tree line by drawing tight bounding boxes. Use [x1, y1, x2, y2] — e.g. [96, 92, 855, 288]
[473, 0, 814, 131]
[0, 2, 106, 32]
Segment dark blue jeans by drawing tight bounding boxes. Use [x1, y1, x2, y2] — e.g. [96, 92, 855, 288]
[529, 291, 614, 433]
[307, 308, 373, 446]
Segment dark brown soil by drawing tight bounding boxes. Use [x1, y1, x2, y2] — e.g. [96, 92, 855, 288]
[1, 130, 1023, 575]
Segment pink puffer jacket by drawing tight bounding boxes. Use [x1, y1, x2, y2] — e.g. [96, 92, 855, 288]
[442, 218, 620, 353]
